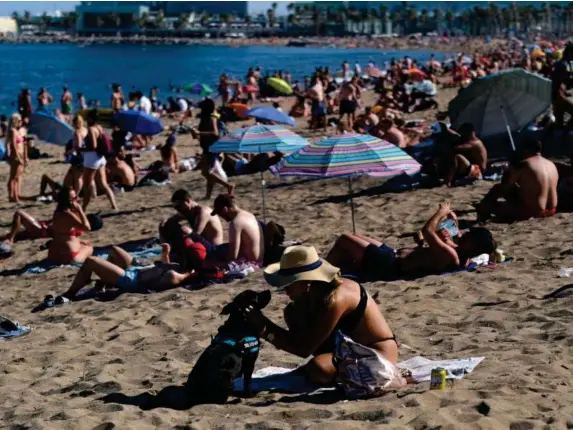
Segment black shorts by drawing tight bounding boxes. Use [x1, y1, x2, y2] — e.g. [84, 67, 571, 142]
[340, 99, 357, 115]
[361, 244, 400, 281]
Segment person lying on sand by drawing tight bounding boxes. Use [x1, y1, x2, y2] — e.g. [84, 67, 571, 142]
[209, 193, 265, 265]
[375, 118, 411, 148]
[53, 243, 195, 303]
[326, 202, 497, 281]
[442, 123, 487, 187]
[477, 140, 558, 222]
[171, 189, 224, 247]
[222, 152, 283, 177]
[106, 153, 136, 191]
[242, 245, 397, 385]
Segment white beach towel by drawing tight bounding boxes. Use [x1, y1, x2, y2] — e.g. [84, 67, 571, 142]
[233, 356, 484, 395]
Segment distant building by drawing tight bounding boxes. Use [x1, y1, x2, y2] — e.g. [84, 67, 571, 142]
[76, 1, 148, 34]
[163, 1, 249, 17]
[0, 17, 17, 37]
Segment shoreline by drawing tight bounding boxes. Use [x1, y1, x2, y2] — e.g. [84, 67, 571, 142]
[0, 35, 470, 54]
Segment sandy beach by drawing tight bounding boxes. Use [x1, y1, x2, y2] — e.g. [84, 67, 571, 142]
[1, 87, 573, 430]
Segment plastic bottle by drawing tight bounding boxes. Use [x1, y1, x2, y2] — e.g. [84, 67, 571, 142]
[559, 268, 573, 278]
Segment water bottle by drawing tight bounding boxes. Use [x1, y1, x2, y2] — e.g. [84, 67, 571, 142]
[559, 268, 573, 278]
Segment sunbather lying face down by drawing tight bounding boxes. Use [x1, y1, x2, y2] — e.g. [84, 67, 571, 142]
[243, 245, 398, 386]
[326, 202, 497, 281]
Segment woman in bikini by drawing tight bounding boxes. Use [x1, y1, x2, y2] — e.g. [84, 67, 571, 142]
[244, 245, 397, 385]
[48, 187, 93, 264]
[326, 203, 497, 282]
[81, 110, 117, 211]
[6, 113, 26, 203]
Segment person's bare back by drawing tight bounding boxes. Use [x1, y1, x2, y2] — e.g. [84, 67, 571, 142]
[229, 209, 264, 262]
[110, 160, 135, 187]
[385, 126, 407, 148]
[461, 137, 488, 172]
[516, 155, 558, 215]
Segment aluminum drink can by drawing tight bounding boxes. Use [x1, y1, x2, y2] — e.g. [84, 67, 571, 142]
[430, 367, 447, 390]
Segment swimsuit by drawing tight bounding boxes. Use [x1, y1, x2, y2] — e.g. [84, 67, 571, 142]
[360, 244, 401, 282]
[539, 207, 556, 218]
[116, 268, 140, 290]
[314, 285, 396, 355]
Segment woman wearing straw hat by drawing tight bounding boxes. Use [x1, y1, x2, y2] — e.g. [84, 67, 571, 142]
[244, 245, 398, 385]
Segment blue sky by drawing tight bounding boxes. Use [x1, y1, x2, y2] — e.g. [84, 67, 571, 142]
[0, 1, 292, 16]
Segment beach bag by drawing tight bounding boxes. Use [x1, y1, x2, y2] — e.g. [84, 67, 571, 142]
[334, 331, 406, 399]
[96, 132, 113, 157]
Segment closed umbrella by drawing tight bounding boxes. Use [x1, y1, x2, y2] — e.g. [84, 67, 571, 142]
[183, 83, 214, 97]
[448, 68, 551, 145]
[267, 77, 293, 95]
[271, 133, 421, 233]
[211, 124, 309, 221]
[245, 106, 296, 126]
[113, 110, 164, 135]
[28, 111, 73, 146]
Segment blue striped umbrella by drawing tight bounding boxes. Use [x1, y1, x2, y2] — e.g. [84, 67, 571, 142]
[210, 124, 309, 222]
[210, 124, 308, 154]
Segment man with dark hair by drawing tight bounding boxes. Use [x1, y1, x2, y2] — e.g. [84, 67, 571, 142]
[170, 189, 224, 247]
[443, 122, 487, 187]
[210, 193, 264, 264]
[477, 140, 558, 222]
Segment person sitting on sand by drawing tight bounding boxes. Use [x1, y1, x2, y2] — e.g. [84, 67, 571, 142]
[53, 242, 195, 304]
[159, 133, 179, 174]
[106, 153, 136, 191]
[326, 202, 497, 281]
[375, 118, 409, 148]
[47, 187, 94, 264]
[477, 140, 558, 222]
[209, 193, 265, 265]
[242, 245, 397, 385]
[39, 155, 84, 199]
[443, 123, 487, 187]
[171, 189, 224, 248]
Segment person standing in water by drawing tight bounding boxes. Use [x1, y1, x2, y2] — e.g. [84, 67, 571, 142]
[37, 87, 53, 111]
[111, 83, 124, 113]
[61, 86, 73, 122]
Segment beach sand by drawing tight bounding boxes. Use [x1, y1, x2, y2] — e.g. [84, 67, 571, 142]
[1, 89, 573, 429]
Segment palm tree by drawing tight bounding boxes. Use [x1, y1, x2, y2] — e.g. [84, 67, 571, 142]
[156, 9, 165, 29]
[177, 13, 189, 30]
[419, 9, 429, 33]
[40, 12, 52, 32]
[138, 12, 149, 29]
[11, 11, 20, 23]
[444, 11, 454, 33]
[23, 10, 31, 23]
[433, 9, 441, 33]
[407, 7, 417, 33]
[200, 13, 209, 28]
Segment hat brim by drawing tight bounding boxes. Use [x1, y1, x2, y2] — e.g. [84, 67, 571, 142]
[264, 259, 340, 290]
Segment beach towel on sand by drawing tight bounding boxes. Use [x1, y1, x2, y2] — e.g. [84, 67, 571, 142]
[232, 356, 484, 396]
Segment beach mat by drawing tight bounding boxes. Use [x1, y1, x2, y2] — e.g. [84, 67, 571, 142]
[0, 239, 161, 277]
[232, 355, 485, 394]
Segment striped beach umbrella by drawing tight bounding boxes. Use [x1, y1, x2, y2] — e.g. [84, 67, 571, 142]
[210, 124, 309, 222]
[210, 124, 308, 154]
[271, 133, 421, 233]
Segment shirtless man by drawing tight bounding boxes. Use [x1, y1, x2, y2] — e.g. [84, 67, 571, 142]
[444, 123, 487, 187]
[339, 76, 360, 129]
[171, 189, 224, 247]
[37, 88, 53, 111]
[478, 140, 558, 222]
[111, 84, 124, 113]
[210, 193, 265, 264]
[308, 75, 326, 130]
[106, 154, 136, 191]
[375, 118, 408, 148]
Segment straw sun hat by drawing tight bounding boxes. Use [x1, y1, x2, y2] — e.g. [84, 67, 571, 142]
[264, 245, 340, 289]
